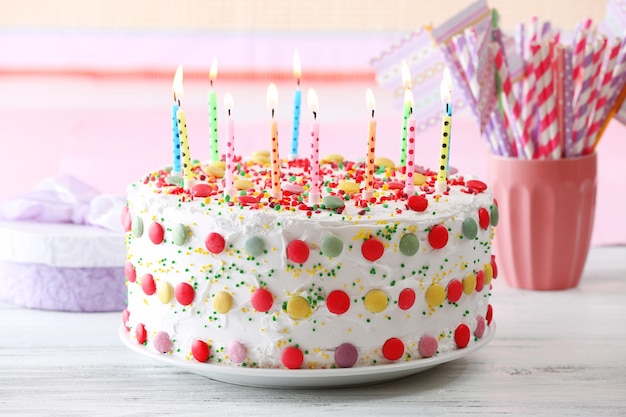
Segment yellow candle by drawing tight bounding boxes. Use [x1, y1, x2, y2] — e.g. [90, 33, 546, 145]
[173, 65, 194, 190]
[363, 88, 377, 201]
[267, 83, 282, 200]
[436, 68, 453, 194]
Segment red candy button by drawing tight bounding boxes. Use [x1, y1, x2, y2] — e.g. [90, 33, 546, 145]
[192, 340, 210, 362]
[382, 338, 405, 361]
[205, 232, 226, 254]
[327, 290, 350, 315]
[120, 206, 131, 232]
[122, 309, 130, 331]
[125, 261, 136, 283]
[475, 270, 485, 292]
[491, 255, 498, 279]
[191, 183, 214, 197]
[149, 222, 165, 244]
[135, 323, 147, 344]
[478, 207, 490, 230]
[428, 225, 449, 249]
[175, 282, 195, 305]
[466, 180, 487, 192]
[447, 279, 463, 303]
[251, 288, 273, 312]
[287, 239, 310, 264]
[486, 304, 493, 325]
[361, 238, 384, 261]
[455, 324, 471, 348]
[407, 195, 428, 212]
[141, 274, 156, 296]
[398, 288, 416, 310]
[281, 346, 304, 369]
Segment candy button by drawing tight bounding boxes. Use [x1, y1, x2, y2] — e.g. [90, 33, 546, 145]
[135, 323, 147, 345]
[238, 195, 259, 205]
[250, 288, 273, 312]
[125, 261, 136, 283]
[120, 206, 131, 232]
[486, 304, 494, 325]
[153, 331, 173, 354]
[475, 315, 486, 338]
[322, 153, 344, 163]
[323, 195, 345, 209]
[364, 289, 388, 313]
[165, 175, 183, 186]
[491, 255, 499, 279]
[192, 340, 210, 362]
[413, 172, 426, 186]
[205, 165, 225, 178]
[227, 341, 247, 363]
[175, 282, 195, 305]
[251, 155, 270, 165]
[466, 179, 487, 192]
[463, 273, 476, 295]
[205, 232, 226, 254]
[121, 309, 130, 331]
[386, 181, 404, 190]
[282, 182, 304, 194]
[407, 194, 428, 212]
[132, 216, 143, 238]
[171, 223, 188, 246]
[399, 233, 419, 256]
[321, 234, 343, 258]
[478, 207, 490, 230]
[157, 281, 173, 304]
[234, 179, 254, 190]
[287, 239, 309, 264]
[209, 160, 226, 170]
[490, 203, 499, 226]
[475, 270, 485, 292]
[212, 291, 233, 314]
[454, 324, 471, 348]
[141, 274, 156, 296]
[462, 218, 478, 240]
[148, 222, 164, 245]
[382, 337, 404, 361]
[326, 290, 350, 315]
[361, 238, 384, 261]
[484, 263, 493, 285]
[446, 279, 463, 303]
[244, 236, 265, 257]
[418, 335, 438, 358]
[287, 296, 311, 320]
[281, 346, 304, 369]
[334, 343, 358, 368]
[191, 183, 215, 197]
[375, 156, 395, 169]
[425, 283, 445, 307]
[252, 150, 270, 158]
[397, 288, 416, 310]
[338, 180, 360, 194]
[428, 225, 448, 249]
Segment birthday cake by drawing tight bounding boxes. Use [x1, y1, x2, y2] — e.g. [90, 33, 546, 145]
[122, 154, 498, 369]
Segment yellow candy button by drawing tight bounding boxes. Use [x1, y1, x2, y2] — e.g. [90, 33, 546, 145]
[287, 296, 311, 319]
[338, 180, 360, 194]
[425, 283, 446, 307]
[374, 157, 395, 169]
[205, 165, 225, 178]
[252, 150, 270, 158]
[210, 160, 226, 169]
[234, 179, 254, 190]
[484, 263, 493, 285]
[157, 281, 173, 304]
[322, 154, 344, 163]
[212, 291, 233, 314]
[364, 289, 388, 313]
[413, 173, 426, 186]
[463, 273, 476, 295]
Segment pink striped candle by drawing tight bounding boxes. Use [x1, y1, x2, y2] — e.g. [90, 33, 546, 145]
[307, 88, 321, 206]
[223, 93, 235, 198]
[403, 89, 416, 195]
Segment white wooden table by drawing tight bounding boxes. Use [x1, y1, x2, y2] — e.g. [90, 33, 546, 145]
[1, 246, 625, 416]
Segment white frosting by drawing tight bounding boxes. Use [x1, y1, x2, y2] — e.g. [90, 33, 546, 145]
[124, 160, 497, 369]
[0, 221, 125, 267]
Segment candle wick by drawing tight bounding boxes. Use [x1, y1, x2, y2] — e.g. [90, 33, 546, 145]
[178, 99, 181, 107]
[313, 111, 317, 120]
[272, 108, 275, 119]
[210, 80, 214, 88]
[297, 78, 301, 87]
[410, 107, 413, 115]
[371, 109, 375, 118]
[228, 109, 231, 116]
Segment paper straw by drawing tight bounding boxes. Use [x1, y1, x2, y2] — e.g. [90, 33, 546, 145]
[514, 22, 526, 104]
[563, 46, 575, 157]
[572, 28, 589, 82]
[554, 45, 566, 158]
[570, 41, 596, 156]
[597, 34, 626, 127]
[537, 42, 560, 159]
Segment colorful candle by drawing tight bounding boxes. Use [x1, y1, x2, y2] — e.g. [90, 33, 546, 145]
[400, 60, 412, 167]
[224, 92, 235, 198]
[208, 58, 219, 163]
[307, 88, 320, 206]
[363, 88, 377, 201]
[267, 83, 282, 200]
[291, 50, 302, 160]
[436, 68, 453, 194]
[404, 89, 416, 195]
[171, 65, 183, 176]
[173, 66, 193, 189]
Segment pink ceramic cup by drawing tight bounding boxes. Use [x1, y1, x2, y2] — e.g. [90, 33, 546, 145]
[486, 153, 597, 290]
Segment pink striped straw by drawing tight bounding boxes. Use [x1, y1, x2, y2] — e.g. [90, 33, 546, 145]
[563, 46, 575, 157]
[514, 23, 525, 104]
[555, 45, 566, 158]
[572, 28, 589, 82]
[584, 38, 621, 152]
[532, 42, 559, 159]
[572, 37, 606, 156]
[596, 34, 626, 133]
[493, 42, 531, 158]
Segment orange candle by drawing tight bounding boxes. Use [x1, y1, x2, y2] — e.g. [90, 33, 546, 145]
[363, 88, 377, 201]
[267, 83, 282, 200]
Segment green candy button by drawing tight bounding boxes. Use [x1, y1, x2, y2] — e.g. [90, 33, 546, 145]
[132, 216, 143, 238]
[462, 217, 478, 240]
[171, 223, 187, 246]
[244, 236, 265, 257]
[399, 233, 419, 256]
[321, 234, 344, 258]
[490, 204, 499, 226]
[322, 196, 345, 210]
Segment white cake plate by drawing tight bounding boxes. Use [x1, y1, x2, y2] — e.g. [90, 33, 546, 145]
[119, 322, 495, 389]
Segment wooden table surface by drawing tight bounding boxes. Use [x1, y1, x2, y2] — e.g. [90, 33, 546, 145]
[2, 246, 625, 416]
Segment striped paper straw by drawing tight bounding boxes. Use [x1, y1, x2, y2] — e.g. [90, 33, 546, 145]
[572, 28, 589, 82]
[555, 45, 566, 158]
[514, 22, 526, 104]
[570, 41, 596, 156]
[583, 38, 621, 152]
[493, 42, 531, 158]
[538, 42, 560, 159]
[572, 37, 606, 156]
[563, 46, 575, 157]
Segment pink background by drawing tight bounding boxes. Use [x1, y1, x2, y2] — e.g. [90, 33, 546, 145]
[1, 31, 624, 245]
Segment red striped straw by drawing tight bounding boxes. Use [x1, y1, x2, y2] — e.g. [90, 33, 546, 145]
[584, 38, 621, 152]
[493, 42, 531, 158]
[554, 45, 566, 157]
[572, 28, 589, 82]
[532, 42, 559, 159]
[570, 40, 596, 156]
